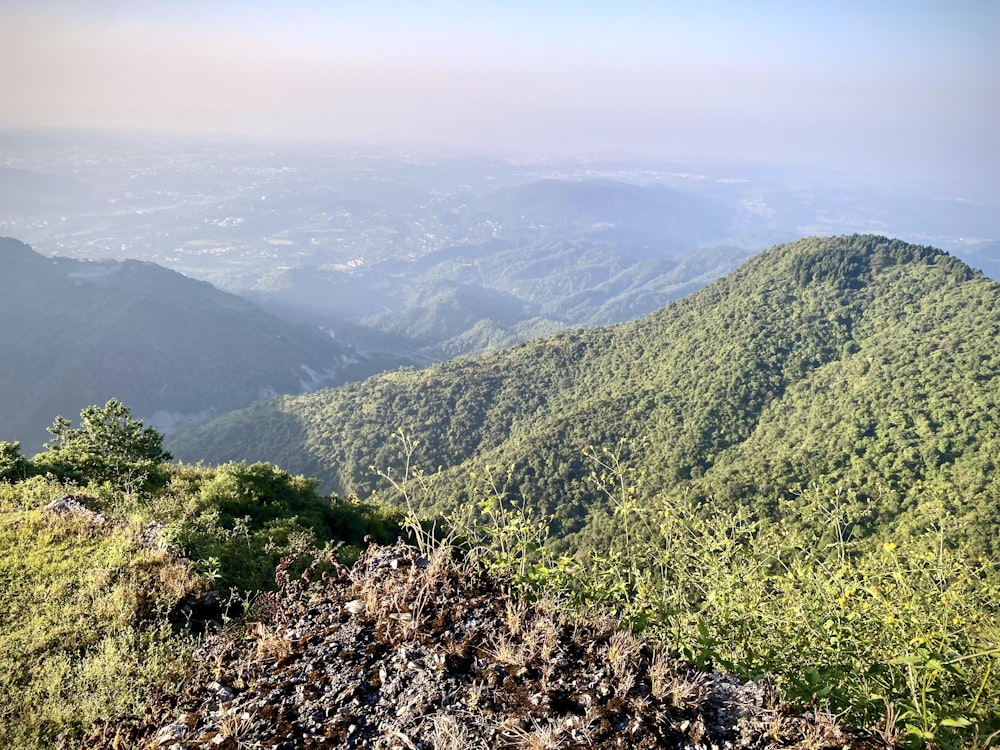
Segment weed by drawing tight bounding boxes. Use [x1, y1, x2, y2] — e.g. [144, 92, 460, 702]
[428, 712, 484, 750]
[499, 718, 567, 750]
[463, 680, 487, 711]
[371, 429, 449, 559]
[606, 630, 643, 680]
[490, 635, 530, 667]
[216, 710, 255, 746]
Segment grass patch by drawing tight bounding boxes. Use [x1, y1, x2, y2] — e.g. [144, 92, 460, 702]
[0, 479, 205, 749]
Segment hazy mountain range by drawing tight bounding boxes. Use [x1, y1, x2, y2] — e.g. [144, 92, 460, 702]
[3, 135, 998, 361]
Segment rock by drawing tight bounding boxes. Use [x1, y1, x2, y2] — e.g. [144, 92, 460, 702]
[153, 722, 188, 746]
[206, 680, 237, 703]
[343, 599, 366, 616]
[44, 495, 107, 524]
[119, 542, 883, 749]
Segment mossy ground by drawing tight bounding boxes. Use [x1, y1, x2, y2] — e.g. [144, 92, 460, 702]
[0, 478, 205, 749]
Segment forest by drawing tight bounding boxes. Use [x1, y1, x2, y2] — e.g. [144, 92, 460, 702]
[172, 236, 1000, 558]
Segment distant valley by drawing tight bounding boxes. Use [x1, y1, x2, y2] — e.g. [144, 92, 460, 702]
[3, 133, 998, 363]
[0, 237, 394, 453]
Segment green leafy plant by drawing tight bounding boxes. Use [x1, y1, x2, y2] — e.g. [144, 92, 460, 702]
[566, 442, 1000, 747]
[32, 399, 172, 494]
[371, 428, 452, 559]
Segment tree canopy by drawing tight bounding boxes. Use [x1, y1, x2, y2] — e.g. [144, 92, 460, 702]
[34, 399, 172, 492]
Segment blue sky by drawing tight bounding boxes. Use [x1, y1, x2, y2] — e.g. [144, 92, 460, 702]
[1, 1, 996, 180]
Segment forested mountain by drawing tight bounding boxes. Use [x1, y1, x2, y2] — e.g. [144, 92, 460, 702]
[0, 237, 382, 453]
[171, 235, 1000, 554]
[7, 234, 1000, 748]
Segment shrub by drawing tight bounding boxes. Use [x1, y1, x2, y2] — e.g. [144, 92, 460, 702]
[31, 400, 172, 494]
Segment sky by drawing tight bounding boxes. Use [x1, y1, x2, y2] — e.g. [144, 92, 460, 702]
[1, 1, 997, 181]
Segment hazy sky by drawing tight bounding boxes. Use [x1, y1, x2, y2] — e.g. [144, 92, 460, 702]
[1, 1, 997, 180]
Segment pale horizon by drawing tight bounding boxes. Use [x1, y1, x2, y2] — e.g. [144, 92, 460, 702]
[1, 1, 997, 182]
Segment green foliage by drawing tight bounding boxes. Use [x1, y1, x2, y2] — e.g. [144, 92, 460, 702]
[10, 232, 1000, 746]
[33, 399, 172, 494]
[0, 441, 28, 482]
[0, 478, 203, 749]
[163, 233, 1000, 747]
[435, 442, 999, 747]
[172, 235, 1000, 559]
[0, 405, 406, 746]
[150, 461, 403, 592]
[516, 444, 1000, 749]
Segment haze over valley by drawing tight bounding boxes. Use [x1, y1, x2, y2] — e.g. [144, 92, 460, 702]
[4, 133, 999, 351]
[2, 2, 996, 444]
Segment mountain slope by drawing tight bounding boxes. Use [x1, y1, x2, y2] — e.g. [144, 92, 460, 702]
[171, 235, 1000, 553]
[0, 237, 374, 453]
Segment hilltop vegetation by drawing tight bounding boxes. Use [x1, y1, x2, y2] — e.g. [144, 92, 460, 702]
[159, 234, 1000, 745]
[3, 400, 997, 747]
[0, 480, 204, 749]
[0, 401, 406, 748]
[172, 235, 1000, 556]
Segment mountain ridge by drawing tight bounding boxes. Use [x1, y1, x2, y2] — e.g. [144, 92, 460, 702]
[170, 235, 1000, 554]
[0, 237, 379, 453]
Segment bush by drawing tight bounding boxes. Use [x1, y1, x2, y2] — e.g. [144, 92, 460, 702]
[31, 400, 172, 494]
[0, 441, 29, 482]
[453, 443, 1000, 748]
[151, 462, 403, 592]
[561, 454, 1000, 749]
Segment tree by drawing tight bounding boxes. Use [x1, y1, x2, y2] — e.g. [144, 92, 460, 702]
[36, 399, 172, 492]
[0, 441, 28, 482]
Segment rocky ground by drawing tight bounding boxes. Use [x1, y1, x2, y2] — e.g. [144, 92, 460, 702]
[85, 541, 886, 749]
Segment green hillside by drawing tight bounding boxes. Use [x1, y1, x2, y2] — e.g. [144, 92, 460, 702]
[171, 235, 1000, 554]
[0, 237, 374, 453]
[0, 402, 405, 748]
[8, 231, 1000, 745]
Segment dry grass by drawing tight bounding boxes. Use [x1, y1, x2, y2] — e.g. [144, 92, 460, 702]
[529, 613, 561, 662]
[428, 712, 486, 750]
[605, 629, 643, 680]
[249, 621, 292, 661]
[504, 599, 529, 637]
[499, 718, 568, 750]
[490, 634, 530, 667]
[648, 652, 711, 709]
[216, 710, 255, 747]
[800, 710, 848, 750]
